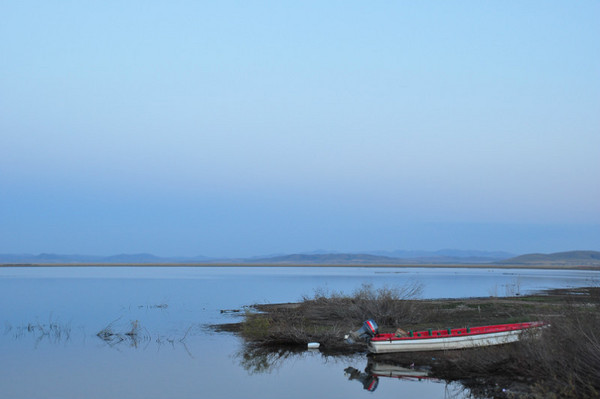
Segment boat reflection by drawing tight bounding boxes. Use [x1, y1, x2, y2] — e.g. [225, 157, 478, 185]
[344, 366, 380, 392]
[345, 358, 439, 392]
[235, 345, 476, 397]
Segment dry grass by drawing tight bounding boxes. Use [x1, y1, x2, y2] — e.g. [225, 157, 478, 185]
[6, 318, 72, 344]
[97, 319, 149, 347]
[423, 293, 600, 398]
[305, 282, 425, 326]
[239, 283, 426, 350]
[520, 304, 599, 398]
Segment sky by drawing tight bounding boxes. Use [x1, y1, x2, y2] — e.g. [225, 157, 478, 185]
[1, 1, 599, 257]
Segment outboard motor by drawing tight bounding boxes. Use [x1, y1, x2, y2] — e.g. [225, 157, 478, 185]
[345, 320, 379, 343]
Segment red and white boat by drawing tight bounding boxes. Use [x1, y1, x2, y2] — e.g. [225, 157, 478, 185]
[367, 321, 545, 354]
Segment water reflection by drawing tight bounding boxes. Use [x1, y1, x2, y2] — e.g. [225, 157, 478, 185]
[234, 345, 474, 397]
[237, 346, 306, 374]
[5, 267, 593, 398]
[4, 319, 73, 347]
[345, 358, 438, 392]
[3, 316, 202, 357]
[344, 366, 380, 391]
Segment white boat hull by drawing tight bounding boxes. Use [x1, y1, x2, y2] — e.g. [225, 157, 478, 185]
[369, 329, 527, 353]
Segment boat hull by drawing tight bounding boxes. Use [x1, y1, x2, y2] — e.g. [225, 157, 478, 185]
[368, 322, 543, 353]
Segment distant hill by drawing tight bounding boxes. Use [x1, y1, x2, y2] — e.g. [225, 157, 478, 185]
[102, 253, 166, 263]
[2, 250, 598, 266]
[249, 252, 510, 265]
[0, 252, 504, 265]
[497, 251, 600, 266]
[0, 249, 512, 265]
[249, 253, 403, 264]
[0, 253, 215, 264]
[366, 249, 515, 260]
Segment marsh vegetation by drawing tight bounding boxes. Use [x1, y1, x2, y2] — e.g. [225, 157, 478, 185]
[4, 318, 72, 346]
[221, 285, 600, 398]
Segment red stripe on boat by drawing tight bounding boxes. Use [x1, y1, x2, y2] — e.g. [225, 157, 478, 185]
[370, 321, 544, 341]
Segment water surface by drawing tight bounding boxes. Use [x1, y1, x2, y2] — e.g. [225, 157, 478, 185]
[1, 266, 597, 398]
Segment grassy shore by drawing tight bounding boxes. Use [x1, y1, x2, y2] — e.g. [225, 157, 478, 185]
[218, 285, 600, 398]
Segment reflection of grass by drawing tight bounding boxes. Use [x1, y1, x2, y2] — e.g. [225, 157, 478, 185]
[237, 346, 301, 374]
[5, 302, 198, 356]
[137, 303, 168, 310]
[96, 317, 200, 356]
[236, 344, 357, 375]
[97, 318, 145, 347]
[5, 318, 72, 345]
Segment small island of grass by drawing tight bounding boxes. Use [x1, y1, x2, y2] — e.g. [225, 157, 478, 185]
[217, 284, 600, 398]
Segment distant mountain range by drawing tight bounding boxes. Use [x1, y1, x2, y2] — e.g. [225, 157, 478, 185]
[243, 250, 600, 266]
[249, 253, 403, 264]
[0, 253, 215, 264]
[1, 250, 598, 266]
[495, 250, 600, 266]
[248, 252, 512, 265]
[364, 249, 515, 259]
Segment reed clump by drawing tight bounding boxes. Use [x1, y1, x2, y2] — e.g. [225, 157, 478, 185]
[6, 319, 72, 344]
[519, 303, 599, 398]
[97, 319, 148, 347]
[239, 283, 426, 350]
[307, 283, 424, 326]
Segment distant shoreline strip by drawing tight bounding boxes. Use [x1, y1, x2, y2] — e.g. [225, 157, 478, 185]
[0, 263, 599, 270]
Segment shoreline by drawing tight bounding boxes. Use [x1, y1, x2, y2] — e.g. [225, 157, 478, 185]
[218, 286, 600, 348]
[223, 286, 600, 398]
[1, 262, 599, 270]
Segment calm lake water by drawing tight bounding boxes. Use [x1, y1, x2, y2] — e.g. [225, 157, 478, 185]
[1, 266, 598, 399]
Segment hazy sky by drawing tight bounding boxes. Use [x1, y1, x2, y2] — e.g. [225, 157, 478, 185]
[1, 1, 599, 257]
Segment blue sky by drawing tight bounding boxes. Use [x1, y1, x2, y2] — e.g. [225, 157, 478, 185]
[1, 1, 599, 257]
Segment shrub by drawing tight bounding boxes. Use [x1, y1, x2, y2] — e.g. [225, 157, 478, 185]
[241, 311, 271, 340]
[240, 283, 425, 349]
